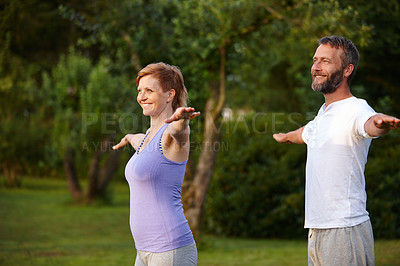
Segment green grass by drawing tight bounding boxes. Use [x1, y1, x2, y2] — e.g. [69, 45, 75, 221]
[1, 177, 399, 266]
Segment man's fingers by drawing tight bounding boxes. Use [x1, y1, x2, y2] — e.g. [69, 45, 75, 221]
[273, 133, 293, 144]
[376, 116, 400, 129]
[273, 133, 284, 142]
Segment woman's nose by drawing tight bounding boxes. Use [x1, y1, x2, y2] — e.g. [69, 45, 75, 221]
[138, 92, 146, 101]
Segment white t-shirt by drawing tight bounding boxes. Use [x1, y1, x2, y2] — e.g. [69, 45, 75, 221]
[302, 97, 376, 229]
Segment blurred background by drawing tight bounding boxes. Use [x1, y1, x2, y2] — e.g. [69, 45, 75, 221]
[1, 0, 399, 265]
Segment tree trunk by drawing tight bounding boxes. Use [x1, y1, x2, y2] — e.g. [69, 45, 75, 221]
[64, 135, 121, 203]
[97, 148, 122, 196]
[183, 47, 227, 240]
[2, 162, 20, 187]
[87, 136, 121, 202]
[86, 147, 102, 202]
[64, 147, 82, 200]
[183, 100, 222, 239]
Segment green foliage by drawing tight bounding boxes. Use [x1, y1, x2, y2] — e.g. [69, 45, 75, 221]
[339, 0, 400, 115]
[41, 49, 139, 190]
[170, 0, 278, 108]
[43, 49, 92, 157]
[224, 0, 372, 113]
[365, 130, 400, 238]
[0, 31, 49, 185]
[59, 0, 179, 71]
[206, 114, 400, 239]
[2, 0, 399, 240]
[205, 113, 307, 238]
[42, 49, 135, 160]
[0, 0, 81, 67]
[60, 0, 374, 121]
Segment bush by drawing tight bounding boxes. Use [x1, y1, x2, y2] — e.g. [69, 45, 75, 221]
[0, 36, 50, 186]
[205, 112, 400, 239]
[205, 113, 307, 238]
[365, 130, 400, 238]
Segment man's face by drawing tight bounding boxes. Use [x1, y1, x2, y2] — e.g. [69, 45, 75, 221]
[311, 44, 345, 94]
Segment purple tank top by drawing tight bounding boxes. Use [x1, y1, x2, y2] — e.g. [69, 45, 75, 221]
[124, 123, 194, 252]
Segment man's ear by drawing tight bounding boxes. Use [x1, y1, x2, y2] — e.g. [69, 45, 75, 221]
[344, 64, 354, 78]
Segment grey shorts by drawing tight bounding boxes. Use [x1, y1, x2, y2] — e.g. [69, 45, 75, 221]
[134, 242, 197, 266]
[308, 220, 375, 266]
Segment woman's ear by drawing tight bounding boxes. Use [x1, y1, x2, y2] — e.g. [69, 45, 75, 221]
[167, 89, 176, 102]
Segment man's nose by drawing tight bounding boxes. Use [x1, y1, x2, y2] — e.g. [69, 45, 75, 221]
[311, 61, 321, 72]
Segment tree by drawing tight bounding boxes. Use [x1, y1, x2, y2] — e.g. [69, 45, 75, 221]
[0, 0, 92, 185]
[0, 42, 45, 186]
[169, 0, 273, 239]
[170, 0, 371, 239]
[206, 113, 307, 238]
[58, 0, 371, 237]
[336, 0, 400, 238]
[0, 0, 83, 68]
[42, 50, 133, 202]
[338, 0, 400, 114]
[53, 0, 184, 201]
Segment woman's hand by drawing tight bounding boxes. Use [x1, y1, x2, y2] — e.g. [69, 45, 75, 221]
[113, 134, 144, 150]
[164, 107, 200, 123]
[163, 107, 200, 150]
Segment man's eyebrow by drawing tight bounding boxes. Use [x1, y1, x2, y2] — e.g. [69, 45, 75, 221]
[313, 56, 331, 61]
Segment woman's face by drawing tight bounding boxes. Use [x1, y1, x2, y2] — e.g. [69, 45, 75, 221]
[137, 75, 171, 117]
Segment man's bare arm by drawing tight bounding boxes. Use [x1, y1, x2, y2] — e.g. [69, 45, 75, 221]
[364, 113, 400, 137]
[273, 127, 305, 144]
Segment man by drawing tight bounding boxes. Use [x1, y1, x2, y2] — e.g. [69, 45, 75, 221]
[273, 36, 400, 265]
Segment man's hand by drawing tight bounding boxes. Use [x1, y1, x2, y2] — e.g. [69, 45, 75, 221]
[272, 127, 305, 144]
[273, 133, 292, 144]
[372, 114, 400, 129]
[365, 113, 400, 137]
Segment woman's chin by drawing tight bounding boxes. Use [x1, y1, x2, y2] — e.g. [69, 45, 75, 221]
[142, 110, 154, 116]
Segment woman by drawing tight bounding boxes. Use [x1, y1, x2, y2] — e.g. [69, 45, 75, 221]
[113, 62, 200, 266]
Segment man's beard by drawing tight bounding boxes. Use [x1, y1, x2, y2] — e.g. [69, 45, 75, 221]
[311, 67, 344, 94]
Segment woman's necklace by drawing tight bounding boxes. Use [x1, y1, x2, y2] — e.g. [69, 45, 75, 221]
[136, 130, 151, 154]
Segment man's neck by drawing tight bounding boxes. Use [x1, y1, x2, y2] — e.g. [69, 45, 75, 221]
[323, 84, 353, 107]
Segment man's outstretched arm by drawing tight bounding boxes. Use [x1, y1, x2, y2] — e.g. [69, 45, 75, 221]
[273, 126, 305, 144]
[364, 113, 400, 137]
